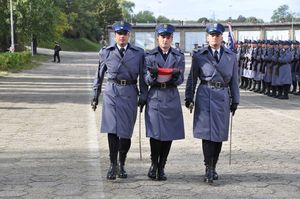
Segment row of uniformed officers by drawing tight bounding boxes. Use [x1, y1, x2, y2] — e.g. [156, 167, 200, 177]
[237, 39, 300, 99]
[92, 21, 240, 184]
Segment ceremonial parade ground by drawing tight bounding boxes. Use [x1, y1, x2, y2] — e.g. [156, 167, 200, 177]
[0, 50, 299, 198]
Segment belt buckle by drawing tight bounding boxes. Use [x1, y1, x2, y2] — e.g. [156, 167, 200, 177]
[161, 83, 167, 88]
[120, 80, 126, 86]
[215, 82, 221, 89]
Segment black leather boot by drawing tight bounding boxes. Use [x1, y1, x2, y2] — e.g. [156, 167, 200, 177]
[246, 79, 252, 90]
[278, 85, 289, 100]
[157, 158, 167, 181]
[264, 83, 270, 95]
[118, 153, 127, 178]
[148, 163, 158, 180]
[290, 82, 297, 94]
[107, 163, 118, 180]
[204, 165, 214, 184]
[259, 81, 265, 93]
[239, 77, 245, 88]
[254, 81, 261, 92]
[148, 154, 158, 180]
[118, 164, 127, 178]
[275, 86, 283, 98]
[250, 80, 256, 91]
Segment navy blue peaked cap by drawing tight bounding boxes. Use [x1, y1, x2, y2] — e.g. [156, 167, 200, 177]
[112, 21, 132, 32]
[156, 24, 175, 34]
[206, 23, 225, 34]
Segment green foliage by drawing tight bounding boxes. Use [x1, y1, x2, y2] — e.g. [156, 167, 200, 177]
[134, 11, 156, 23]
[197, 17, 210, 24]
[0, 51, 31, 71]
[0, 0, 10, 51]
[157, 16, 170, 23]
[119, 0, 135, 22]
[271, 4, 293, 22]
[39, 37, 100, 52]
[96, 0, 123, 35]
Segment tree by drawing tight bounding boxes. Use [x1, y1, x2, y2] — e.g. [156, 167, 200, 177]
[133, 10, 156, 23]
[236, 15, 246, 23]
[246, 17, 262, 23]
[0, 0, 10, 51]
[156, 15, 170, 23]
[271, 4, 293, 22]
[17, 0, 68, 54]
[96, 0, 122, 35]
[197, 17, 209, 24]
[119, 0, 135, 22]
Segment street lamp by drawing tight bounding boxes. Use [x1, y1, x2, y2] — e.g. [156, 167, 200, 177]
[9, 0, 15, 52]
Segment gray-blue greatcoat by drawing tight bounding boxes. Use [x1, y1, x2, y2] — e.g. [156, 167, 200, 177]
[144, 47, 185, 141]
[185, 47, 240, 142]
[278, 48, 292, 85]
[263, 47, 274, 83]
[92, 44, 148, 139]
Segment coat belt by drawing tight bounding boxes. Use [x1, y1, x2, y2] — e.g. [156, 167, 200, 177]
[108, 78, 137, 86]
[200, 80, 229, 88]
[151, 82, 177, 89]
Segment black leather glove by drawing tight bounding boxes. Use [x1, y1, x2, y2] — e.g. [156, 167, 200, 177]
[91, 97, 98, 111]
[185, 98, 194, 109]
[138, 98, 147, 112]
[230, 103, 238, 116]
[149, 67, 158, 79]
[172, 69, 181, 81]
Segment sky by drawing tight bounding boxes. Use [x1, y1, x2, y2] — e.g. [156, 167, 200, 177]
[131, 0, 300, 22]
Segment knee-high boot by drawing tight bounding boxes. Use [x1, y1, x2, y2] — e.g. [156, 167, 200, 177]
[148, 138, 160, 180]
[290, 81, 297, 94]
[118, 138, 131, 178]
[276, 86, 283, 98]
[107, 134, 119, 180]
[259, 81, 265, 93]
[157, 141, 172, 181]
[279, 85, 289, 99]
[246, 78, 253, 90]
[264, 83, 271, 95]
[250, 80, 256, 91]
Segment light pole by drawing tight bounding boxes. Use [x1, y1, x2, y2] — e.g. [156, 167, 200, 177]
[9, 0, 15, 52]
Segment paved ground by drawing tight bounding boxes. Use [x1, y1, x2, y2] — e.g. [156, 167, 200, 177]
[0, 50, 299, 199]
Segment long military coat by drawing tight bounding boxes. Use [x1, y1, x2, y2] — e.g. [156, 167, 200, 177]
[185, 46, 240, 142]
[92, 44, 147, 139]
[278, 48, 292, 85]
[263, 47, 274, 83]
[144, 47, 185, 141]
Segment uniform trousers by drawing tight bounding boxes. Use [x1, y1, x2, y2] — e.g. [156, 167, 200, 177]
[108, 133, 131, 165]
[202, 139, 222, 167]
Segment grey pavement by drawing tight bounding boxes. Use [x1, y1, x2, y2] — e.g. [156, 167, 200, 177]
[0, 50, 299, 199]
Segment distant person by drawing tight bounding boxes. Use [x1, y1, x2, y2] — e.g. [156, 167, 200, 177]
[53, 42, 61, 63]
[100, 35, 108, 47]
[191, 43, 199, 56]
[175, 42, 181, 52]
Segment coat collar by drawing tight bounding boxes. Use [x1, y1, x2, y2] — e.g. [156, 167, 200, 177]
[147, 47, 179, 67]
[199, 46, 233, 65]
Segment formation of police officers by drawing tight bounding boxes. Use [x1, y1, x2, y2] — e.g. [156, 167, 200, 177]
[91, 21, 240, 185]
[237, 39, 300, 99]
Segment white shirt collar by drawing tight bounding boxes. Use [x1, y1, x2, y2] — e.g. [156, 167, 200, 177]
[117, 44, 128, 51]
[212, 48, 220, 54]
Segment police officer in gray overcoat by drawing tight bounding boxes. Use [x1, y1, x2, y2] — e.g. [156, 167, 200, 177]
[91, 21, 148, 180]
[144, 24, 185, 181]
[185, 23, 240, 184]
